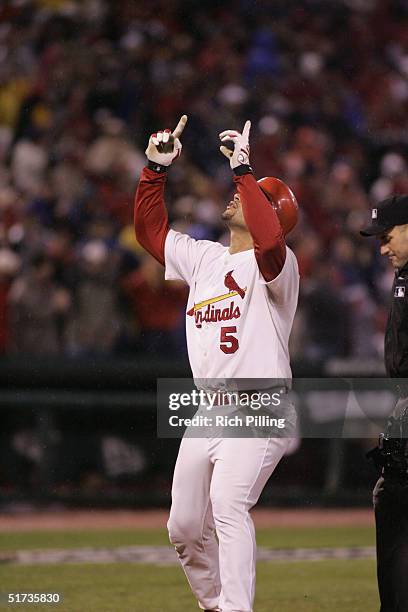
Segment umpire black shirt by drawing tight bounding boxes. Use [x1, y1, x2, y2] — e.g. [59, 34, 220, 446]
[385, 261, 408, 377]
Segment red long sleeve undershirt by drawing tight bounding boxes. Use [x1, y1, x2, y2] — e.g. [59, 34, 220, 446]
[134, 167, 286, 281]
[234, 172, 286, 281]
[134, 167, 170, 266]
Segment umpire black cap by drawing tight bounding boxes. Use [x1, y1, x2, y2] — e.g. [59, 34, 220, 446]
[360, 194, 408, 237]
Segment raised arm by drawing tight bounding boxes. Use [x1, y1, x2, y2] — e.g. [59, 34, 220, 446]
[234, 172, 285, 281]
[219, 121, 286, 281]
[134, 168, 169, 265]
[134, 115, 187, 265]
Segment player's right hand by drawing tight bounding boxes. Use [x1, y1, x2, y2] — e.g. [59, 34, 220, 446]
[145, 115, 188, 167]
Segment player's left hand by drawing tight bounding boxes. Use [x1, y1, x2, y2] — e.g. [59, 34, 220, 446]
[219, 120, 251, 169]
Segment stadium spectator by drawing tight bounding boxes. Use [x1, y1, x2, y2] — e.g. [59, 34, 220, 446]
[66, 240, 122, 356]
[0, 246, 20, 353]
[122, 253, 188, 355]
[8, 252, 70, 355]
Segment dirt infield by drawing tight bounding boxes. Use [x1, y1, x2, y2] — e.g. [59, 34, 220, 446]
[0, 508, 374, 532]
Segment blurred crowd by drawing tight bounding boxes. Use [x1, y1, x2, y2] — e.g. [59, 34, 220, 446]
[0, 0, 407, 363]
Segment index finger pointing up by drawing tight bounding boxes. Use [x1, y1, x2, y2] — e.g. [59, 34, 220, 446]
[242, 120, 251, 139]
[172, 115, 188, 138]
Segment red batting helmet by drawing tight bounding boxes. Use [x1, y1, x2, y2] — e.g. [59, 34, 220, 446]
[257, 177, 299, 235]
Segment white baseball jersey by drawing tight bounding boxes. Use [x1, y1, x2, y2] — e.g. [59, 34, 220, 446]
[164, 229, 299, 380]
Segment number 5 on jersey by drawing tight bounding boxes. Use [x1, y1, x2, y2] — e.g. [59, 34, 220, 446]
[220, 326, 239, 354]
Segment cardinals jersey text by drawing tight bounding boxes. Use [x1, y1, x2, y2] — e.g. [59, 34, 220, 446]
[165, 229, 299, 380]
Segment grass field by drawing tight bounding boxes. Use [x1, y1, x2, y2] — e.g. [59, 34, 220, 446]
[0, 526, 379, 612]
[0, 560, 377, 612]
[0, 525, 374, 551]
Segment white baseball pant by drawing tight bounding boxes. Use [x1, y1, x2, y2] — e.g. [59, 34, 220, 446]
[167, 435, 290, 612]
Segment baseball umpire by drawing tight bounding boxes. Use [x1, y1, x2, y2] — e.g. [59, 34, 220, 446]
[361, 194, 408, 612]
[134, 115, 299, 612]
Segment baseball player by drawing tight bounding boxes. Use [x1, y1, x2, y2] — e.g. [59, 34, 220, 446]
[134, 115, 299, 612]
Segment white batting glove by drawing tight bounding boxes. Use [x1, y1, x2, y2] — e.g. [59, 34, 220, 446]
[219, 120, 251, 170]
[145, 115, 188, 169]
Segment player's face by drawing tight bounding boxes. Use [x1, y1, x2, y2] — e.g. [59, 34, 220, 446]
[221, 192, 247, 228]
[379, 225, 408, 269]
